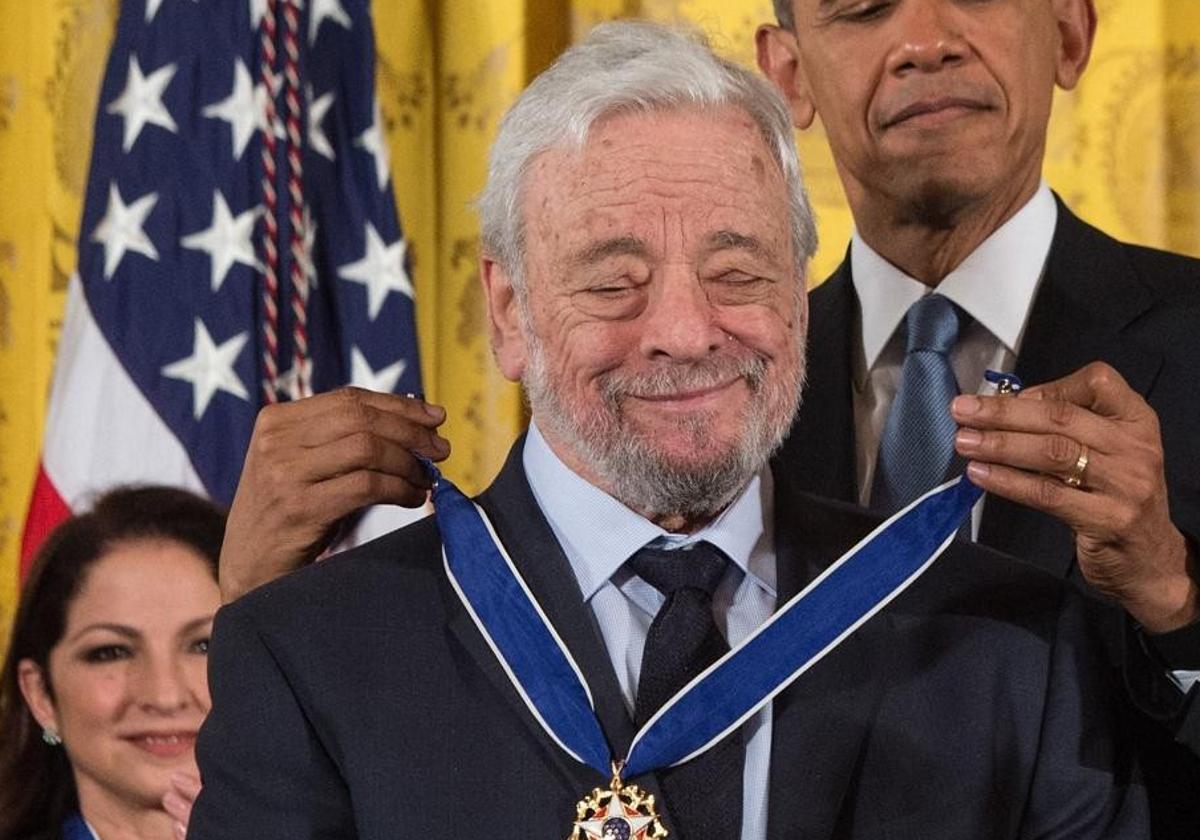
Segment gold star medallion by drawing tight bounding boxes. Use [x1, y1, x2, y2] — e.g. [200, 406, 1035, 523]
[570, 767, 667, 840]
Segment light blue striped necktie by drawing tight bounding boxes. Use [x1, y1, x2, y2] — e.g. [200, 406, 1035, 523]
[871, 294, 967, 515]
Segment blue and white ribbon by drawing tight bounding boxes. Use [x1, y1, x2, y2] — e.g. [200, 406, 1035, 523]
[435, 469, 981, 779]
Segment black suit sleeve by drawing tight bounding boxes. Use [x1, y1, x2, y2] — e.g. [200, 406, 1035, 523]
[189, 602, 356, 839]
[1131, 617, 1200, 753]
[1021, 590, 1149, 839]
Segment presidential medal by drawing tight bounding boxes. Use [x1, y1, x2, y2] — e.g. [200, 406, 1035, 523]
[431, 418, 988, 840]
[570, 765, 667, 839]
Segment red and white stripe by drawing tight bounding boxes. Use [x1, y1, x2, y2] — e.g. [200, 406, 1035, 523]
[258, 0, 282, 403]
[283, 0, 311, 399]
[19, 275, 205, 577]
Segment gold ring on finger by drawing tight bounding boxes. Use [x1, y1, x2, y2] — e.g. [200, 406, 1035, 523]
[1063, 444, 1089, 489]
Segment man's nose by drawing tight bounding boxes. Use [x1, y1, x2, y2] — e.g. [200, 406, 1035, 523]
[638, 265, 724, 361]
[886, 0, 968, 76]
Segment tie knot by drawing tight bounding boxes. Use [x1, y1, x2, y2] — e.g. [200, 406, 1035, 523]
[905, 294, 962, 355]
[627, 541, 728, 599]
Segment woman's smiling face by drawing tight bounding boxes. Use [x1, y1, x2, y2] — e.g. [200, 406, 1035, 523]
[20, 537, 220, 813]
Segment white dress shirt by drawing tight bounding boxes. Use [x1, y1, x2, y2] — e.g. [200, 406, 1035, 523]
[523, 422, 776, 840]
[850, 183, 1058, 537]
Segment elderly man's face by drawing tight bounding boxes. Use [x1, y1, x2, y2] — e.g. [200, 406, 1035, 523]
[484, 106, 805, 521]
[758, 0, 1094, 222]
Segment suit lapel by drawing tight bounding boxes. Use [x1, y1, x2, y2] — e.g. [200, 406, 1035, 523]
[476, 441, 637, 757]
[767, 465, 878, 838]
[443, 439, 677, 820]
[980, 200, 1164, 574]
[776, 257, 860, 504]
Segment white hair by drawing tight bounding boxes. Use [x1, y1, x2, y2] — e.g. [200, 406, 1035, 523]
[477, 19, 816, 291]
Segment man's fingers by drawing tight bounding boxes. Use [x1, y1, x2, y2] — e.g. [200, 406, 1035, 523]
[951, 392, 1115, 453]
[252, 388, 449, 451]
[331, 403, 451, 460]
[248, 395, 450, 476]
[955, 428, 1106, 488]
[1019, 361, 1148, 421]
[311, 468, 433, 511]
[261, 469, 430, 549]
[270, 386, 444, 425]
[964, 460, 1112, 533]
[301, 433, 434, 489]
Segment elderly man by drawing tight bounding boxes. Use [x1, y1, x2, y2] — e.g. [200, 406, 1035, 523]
[190, 22, 1144, 840]
[755, 1, 1199, 835]
[214, 2, 1196, 835]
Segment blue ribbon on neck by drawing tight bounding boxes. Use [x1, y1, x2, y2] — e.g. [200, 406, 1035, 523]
[434, 471, 979, 779]
[431, 370, 1017, 781]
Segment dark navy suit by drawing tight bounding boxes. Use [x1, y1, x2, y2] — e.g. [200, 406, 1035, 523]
[776, 199, 1200, 837]
[190, 440, 1145, 839]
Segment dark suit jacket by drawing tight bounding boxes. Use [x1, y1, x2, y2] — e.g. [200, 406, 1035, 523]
[190, 441, 1145, 839]
[775, 199, 1200, 835]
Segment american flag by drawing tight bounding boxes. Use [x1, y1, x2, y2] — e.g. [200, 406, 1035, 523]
[20, 0, 422, 573]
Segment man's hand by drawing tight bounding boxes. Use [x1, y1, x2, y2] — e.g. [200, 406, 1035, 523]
[162, 771, 201, 838]
[220, 388, 450, 602]
[952, 361, 1198, 633]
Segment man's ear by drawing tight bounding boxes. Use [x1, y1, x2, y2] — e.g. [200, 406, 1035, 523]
[17, 660, 59, 735]
[1053, 0, 1097, 90]
[480, 255, 528, 382]
[756, 24, 817, 130]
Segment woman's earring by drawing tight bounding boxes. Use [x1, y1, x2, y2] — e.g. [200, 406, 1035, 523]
[42, 727, 62, 746]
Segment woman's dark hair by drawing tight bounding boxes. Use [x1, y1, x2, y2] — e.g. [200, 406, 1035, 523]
[0, 486, 225, 839]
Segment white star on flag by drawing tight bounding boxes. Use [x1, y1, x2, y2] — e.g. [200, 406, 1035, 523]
[203, 59, 273, 160]
[181, 191, 261, 292]
[248, 0, 268, 28]
[355, 100, 390, 190]
[299, 205, 319, 287]
[573, 791, 655, 839]
[162, 318, 250, 420]
[274, 364, 304, 401]
[309, 0, 351, 44]
[350, 346, 406, 393]
[106, 55, 178, 152]
[308, 86, 336, 161]
[337, 223, 412, 320]
[91, 182, 160, 280]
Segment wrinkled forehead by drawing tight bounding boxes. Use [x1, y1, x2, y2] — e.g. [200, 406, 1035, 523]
[520, 106, 793, 261]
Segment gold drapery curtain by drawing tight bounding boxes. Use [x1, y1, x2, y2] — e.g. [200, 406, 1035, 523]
[2, 0, 1198, 642]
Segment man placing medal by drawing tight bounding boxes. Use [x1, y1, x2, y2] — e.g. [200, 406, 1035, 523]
[189, 22, 1146, 839]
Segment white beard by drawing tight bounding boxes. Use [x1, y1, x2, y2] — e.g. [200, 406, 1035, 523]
[521, 322, 804, 522]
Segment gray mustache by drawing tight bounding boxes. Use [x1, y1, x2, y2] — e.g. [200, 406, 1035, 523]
[601, 354, 767, 403]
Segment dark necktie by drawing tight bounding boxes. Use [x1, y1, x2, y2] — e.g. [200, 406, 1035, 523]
[871, 294, 967, 515]
[628, 541, 742, 840]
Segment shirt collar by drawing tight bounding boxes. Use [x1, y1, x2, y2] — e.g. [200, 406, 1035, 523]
[522, 422, 776, 601]
[850, 183, 1058, 372]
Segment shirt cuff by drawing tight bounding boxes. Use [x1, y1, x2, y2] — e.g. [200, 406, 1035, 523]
[1125, 620, 1194, 726]
[1142, 615, 1200, 692]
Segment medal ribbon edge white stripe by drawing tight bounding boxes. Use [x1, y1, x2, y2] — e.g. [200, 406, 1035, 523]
[627, 476, 968, 772]
[441, 500, 601, 768]
[432, 469, 979, 780]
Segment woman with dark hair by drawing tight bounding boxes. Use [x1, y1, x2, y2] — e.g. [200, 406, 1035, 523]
[0, 486, 224, 840]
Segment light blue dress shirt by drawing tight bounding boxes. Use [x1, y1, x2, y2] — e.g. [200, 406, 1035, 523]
[523, 422, 777, 840]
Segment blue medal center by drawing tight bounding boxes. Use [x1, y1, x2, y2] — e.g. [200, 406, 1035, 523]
[601, 817, 632, 840]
